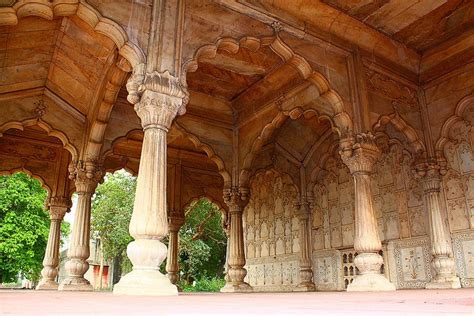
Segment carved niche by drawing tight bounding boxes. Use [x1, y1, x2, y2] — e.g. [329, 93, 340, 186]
[441, 117, 474, 231]
[244, 169, 300, 291]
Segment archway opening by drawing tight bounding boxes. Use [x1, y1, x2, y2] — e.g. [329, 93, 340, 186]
[0, 172, 70, 288]
[177, 197, 227, 292]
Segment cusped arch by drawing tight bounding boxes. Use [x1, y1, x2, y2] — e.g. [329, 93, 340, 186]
[0, 0, 145, 68]
[307, 140, 341, 196]
[240, 107, 340, 187]
[0, 118, 79, 161]
[373, 111, 426, 156]
[103, 125, 232, 187]
[249, 167, 300, 196]
[0, 168, 52, 198]
[436, 94, 474, 152]
[174, 123, 232, 187]
[183, 34, 353, 131]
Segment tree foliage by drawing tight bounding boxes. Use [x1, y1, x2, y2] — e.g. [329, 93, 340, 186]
[91, 170, 136, 273]
[0, 173, 50, 283]
[90, 171, 227, 291]
[178, 199, 227, 288]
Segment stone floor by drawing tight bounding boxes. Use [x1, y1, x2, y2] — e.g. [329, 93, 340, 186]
[0, 288, 473, 315]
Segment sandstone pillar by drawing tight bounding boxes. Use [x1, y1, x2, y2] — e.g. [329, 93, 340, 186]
[59, 162, 101, 291]
[36, 197, 70, 290]
[166, 217, 184, 285]
[113, 72, 186, 296]
[416, 161, 461, 289]
[294, 201, 316, 291]
[221, 187, 252, 292]
[340, 133, 395, 291]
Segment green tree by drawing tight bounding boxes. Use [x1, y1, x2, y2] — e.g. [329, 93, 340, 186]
[91, 170, 136, 277]
[178, 199, 227, 290]
[0, 173, 49, 283]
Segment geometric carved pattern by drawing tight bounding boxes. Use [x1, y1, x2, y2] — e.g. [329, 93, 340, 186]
[312, 249, 342, 291]
[452, 231, 474, 288]
[244, 169, 300, 291]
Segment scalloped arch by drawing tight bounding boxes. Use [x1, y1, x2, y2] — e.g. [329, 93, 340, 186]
[306, 140, 340, 195]
[373, 111, 426, 155]
[436, 94, 474, 152]
[103, 125, 232, 187]
[182, 196, 228, 217]
[0, 118, 79, 161]
[0, 0, 145, 68]
[240, 107, 338, 187]
[0, 168, 52, 197]
[249, 167, 300, 196]
[174, 123, 232, 187]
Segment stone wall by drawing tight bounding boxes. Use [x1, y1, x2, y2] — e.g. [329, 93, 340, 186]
[244, 169, 300, 291]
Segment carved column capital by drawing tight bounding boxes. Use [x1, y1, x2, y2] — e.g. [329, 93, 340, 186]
[168, 216, 185, 232]
[132, 71, 188, 130]
[68, 161, 103, 194]
[48, 196, 71, 220]
[414, 158, 447, 193]
[223, 187, 250, 212]
[339, 133, 380, 174]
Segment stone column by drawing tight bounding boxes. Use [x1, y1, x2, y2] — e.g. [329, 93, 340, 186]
[221, 187, 252, 292]
[59, 162, 101, 291]
[113, 72, 186, 296]
[166, 217, 184, 285]
[340, 133, 395, 291]
[294, 201, 316, 291]
[37, 197, 71, 290]
[416, 160, 461, 289]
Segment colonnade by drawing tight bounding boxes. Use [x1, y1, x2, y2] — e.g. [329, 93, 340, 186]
[35, 128, 461, 294]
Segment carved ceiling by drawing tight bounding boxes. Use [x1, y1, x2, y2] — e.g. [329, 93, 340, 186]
[186, 44, 304, 114]
[0, 16, 116, 115]
[320, 0, 473, 52]
[103, 125, 220, 175]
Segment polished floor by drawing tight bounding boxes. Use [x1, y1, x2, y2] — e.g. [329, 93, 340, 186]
[0, 288, 473, 315]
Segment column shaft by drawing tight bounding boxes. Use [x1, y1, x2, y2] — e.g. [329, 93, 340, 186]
[113, 81, 186, 296]
[221, 188, 252, 292]
[294, 203, 315, 291]
[418, 164, 461, 289]
[341, 133, 395, 291]
[166, 218, 184, 285]
[37, 201, 68, 290]
[59, 166, 100, 291]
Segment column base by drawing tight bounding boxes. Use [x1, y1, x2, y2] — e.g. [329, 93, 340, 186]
[58, 277, 93, 291]
[36, 280, 58, 290]
[293, 282, 316, 292]
[220, 282, 253, 293]
[426, 277, 461, 289]
[347, 273, 395, 292]
[113, 269, 177, 296]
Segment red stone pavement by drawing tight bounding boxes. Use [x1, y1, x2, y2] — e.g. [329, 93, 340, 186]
[0, 288, 473, 316]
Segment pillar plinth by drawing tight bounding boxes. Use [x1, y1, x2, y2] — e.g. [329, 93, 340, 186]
[166, 217, 184, 285]
[37, 197, 70, 290]
[59, 163, 101, 291]
[114, 73, 186, 296]
[221, 187, 253, 293]
[340, 133, 395, 291]
[294, 201, 316, 292]
[416, 161, 461, 289]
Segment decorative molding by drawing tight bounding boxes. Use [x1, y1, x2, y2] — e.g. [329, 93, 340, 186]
[0, 117, 78, 160]
[0, 0, 145, 68]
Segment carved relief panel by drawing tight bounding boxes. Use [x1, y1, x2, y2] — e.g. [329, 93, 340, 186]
[441, 118, 474, 231]
[244, 169, 300, 291]
[372, 137, 427, 241]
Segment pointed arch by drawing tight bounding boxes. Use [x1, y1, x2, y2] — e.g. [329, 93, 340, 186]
[0, 0, 145, 68]
[182, 34, 353, 136]
[240, 107, 338, 187]
[0, 168, 52, 198]
[373, 111, 426, 156]
[0, 118, 78, 161]
[436, 94, 474, 152]
[174, 123, 232, 187]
